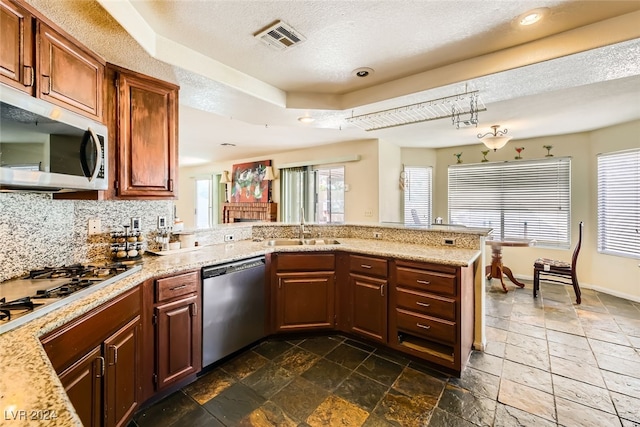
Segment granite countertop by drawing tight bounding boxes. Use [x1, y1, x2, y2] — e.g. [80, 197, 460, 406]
[0, 238, 481, 426]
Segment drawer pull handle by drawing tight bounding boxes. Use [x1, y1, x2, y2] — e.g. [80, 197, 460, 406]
[416, 323, 431, 330]
[170, 284, 188, 291]
[416, 280, 430, 285]
[360, 264, 372, 269]
[97, 356, 105, 377]
[380, 284, 385, 297]
[416, 302, 431, 307]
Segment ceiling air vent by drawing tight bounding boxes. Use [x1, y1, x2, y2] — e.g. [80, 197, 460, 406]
[254, 20, 306, 51]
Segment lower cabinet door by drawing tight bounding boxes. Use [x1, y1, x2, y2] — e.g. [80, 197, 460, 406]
[59, 345, 103, 427]
[155, 295, 201, 390]
[275, 272, 335, 332]
[104, 316, 140, 427]
[350, 274, 388, 343]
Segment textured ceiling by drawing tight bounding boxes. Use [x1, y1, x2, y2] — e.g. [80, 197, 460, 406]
[22, 0, 640, 166]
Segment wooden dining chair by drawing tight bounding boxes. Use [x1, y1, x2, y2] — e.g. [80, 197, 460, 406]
[533, 221, 583, 304]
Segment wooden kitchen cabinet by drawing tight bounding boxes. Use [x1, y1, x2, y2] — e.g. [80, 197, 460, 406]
[271, 253, 336, 332]
[37, 21, 104, 121]
[41, 286, 142, 427]
[0, 0, 35, 94]
[389, 259, 474, 375]
[348, 254, 388, 343]
[142, 271, 201, 395]
[110, 64, 179, 199]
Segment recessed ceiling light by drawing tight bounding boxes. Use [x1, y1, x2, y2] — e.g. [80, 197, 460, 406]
[298, 116, 314, 123]
[353, 67, 374, 78]
[517, 8, 548, 26]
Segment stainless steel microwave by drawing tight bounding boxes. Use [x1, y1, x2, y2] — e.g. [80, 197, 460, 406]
[0, 85, 108, 192]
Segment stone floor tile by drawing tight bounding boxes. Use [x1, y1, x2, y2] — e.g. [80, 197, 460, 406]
[504, 343, 550, 371]
[611, 392, 640, 424]
[544, 318, 585, 336]
[493, 403, 556, 427]
[506, 331, 547, 351]
[344, 338, 377, 353]
[466, 350, 504, 377]
[270, 377, 328, 422]
[614, 316, 640, 337]
[202, 382, 265, 425]
[595, 353, 640, 379]
[555, 396, 622, 427]
[392, 367, 446, 407]
[183, 368, 236, 404]
[583, 326, 633, 346]
[549, 355, 605, 388]
[334, 372, 389, 412]
[305, 395, 369, 427]
[486, 325, 509, 343]
[325, 343, 370, 370]
[508, 321, 547, 339]
[134, 391, 222, 427]
[372, 346, 411, 366]
[373, 389, 432, 427]
[356, 354, 404, 387]
[486, 315, 511, 330]
[301, 358, 352, 392]
[437, 384, 497, 427]
[552, 374, 616, 414]
[428, 407, 476, 427]
[621, 418, 640, 427]
[629, 335, 640, 349]
[602, 369, 640, 397]
[241, 362, 295, 399]
[448, 366, 501, 400]
[590, 339, 640, 362]
[497, 379, 556, 422]
[272, 346, 319, 375]
[361, 414, 395, 427]
[238, 401, 298, 427]
[298, 335, 343, 356]
[252, 340, 294, 360]
[484, 340, 507, 358]
[546, 329, 590, 350]
[501, 360, 553, 394]
[547, 340, 598, 366]
[577, 310, 621, 332]
[223, 351, 270, 380]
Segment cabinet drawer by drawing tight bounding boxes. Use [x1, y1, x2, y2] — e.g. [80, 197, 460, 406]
[350, 255, 387, 278]
[395, 266, 456, 296]
[276, 253, 335, 271]
[396, 309, 456, 345]
[396, 288, 456, 321]
[156, 271, 198, 302]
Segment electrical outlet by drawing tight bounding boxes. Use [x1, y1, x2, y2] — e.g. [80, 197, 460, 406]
[373, 232, 382, 239]
[88, 218, 101, 235]
[444, 238, 456, 246]
[224, 234, 234, 242]
[364, 209, 373, 217]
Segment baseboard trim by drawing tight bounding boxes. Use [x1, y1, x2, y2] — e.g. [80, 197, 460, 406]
[514, 274, 640, 304]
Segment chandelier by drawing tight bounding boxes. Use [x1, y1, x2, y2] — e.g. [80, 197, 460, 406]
[477, 125, 512, 151]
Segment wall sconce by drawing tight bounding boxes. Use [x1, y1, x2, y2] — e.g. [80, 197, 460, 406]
[478, 125, 512, 151]
[220, 170, 231, 202]
[264, 166, 276, 202]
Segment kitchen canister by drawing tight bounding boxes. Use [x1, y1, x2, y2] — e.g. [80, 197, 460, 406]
[179, 233, 196, 248]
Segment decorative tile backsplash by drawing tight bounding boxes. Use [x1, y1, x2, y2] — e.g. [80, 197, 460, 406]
[0, 193, 172, 282]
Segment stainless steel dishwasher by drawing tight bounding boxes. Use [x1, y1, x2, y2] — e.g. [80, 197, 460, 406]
[202, 256, 266, 368]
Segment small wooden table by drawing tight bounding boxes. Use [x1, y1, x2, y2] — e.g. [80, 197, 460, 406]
[485, 238, 534, 292]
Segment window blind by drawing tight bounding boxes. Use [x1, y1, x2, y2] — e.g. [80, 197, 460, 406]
[404, 166, 432, 226]
[448, 158, 571, 248]
[597, 149, 640, 259]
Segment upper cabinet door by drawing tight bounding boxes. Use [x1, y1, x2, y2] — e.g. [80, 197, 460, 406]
[115, 70, 178, 198]
[37, 22, 104, 121]
[0, 0, 35, 94]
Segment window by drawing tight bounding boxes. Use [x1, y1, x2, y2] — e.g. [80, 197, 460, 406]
[280, 166, 345, 223]
[403, 166, 432, 226]
[194, 177, 212, 229]
[597, 149, 640, 259]
[448, 158, 571, 248]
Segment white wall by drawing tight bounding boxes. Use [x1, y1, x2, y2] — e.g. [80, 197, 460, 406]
[378, 140, 403, 223]
[432, 120, 640, 300]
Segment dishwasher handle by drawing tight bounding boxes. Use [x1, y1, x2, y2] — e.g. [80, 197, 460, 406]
[202, 256, 265, 279]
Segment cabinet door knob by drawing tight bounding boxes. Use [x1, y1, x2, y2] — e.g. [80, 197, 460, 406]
[416, 323, 431, 330]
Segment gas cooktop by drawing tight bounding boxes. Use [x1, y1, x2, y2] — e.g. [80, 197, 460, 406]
[0, 263, 142, 334]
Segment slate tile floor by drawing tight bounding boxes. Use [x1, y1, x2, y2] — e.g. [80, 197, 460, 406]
[131, 281, 640, 426]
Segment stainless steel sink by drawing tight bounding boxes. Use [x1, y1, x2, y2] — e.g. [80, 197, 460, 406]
[265, 238, 340, 246]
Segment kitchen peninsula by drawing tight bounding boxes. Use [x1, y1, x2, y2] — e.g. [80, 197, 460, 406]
[0, 223, 488, 426]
